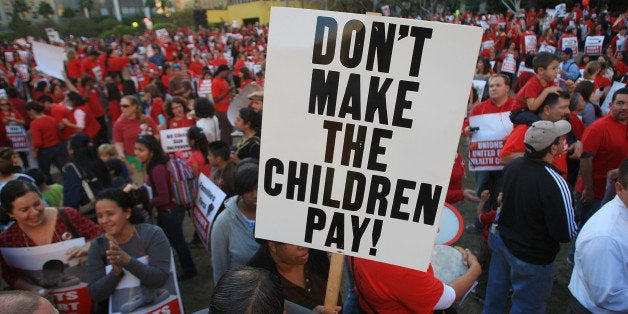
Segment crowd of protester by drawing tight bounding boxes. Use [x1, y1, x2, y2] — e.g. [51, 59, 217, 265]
[0, 1, 626, 313]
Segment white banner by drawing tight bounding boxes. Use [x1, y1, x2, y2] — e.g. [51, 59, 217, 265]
[256, 8, 482, 271]
[468, 112, 514, 171]
[32, 41, 65, 80]
[192, 173, 227, 249]
[159, 127, 190, 153]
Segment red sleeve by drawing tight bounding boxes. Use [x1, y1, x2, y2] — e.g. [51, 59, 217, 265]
[60, 207, 103, 240]
[145, 117, 159, 137]
[569, 114, 585, 140]
[500, 125, 527, 158]
[479, 210, 497, 225]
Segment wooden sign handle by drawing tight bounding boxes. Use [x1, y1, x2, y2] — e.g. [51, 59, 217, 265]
[324, 252, 344, 311]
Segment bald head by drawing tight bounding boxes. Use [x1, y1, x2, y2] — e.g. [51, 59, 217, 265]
[0, 291, 58, 314]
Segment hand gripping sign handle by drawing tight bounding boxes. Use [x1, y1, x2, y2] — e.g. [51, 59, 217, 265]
[324, 252, 344, 311]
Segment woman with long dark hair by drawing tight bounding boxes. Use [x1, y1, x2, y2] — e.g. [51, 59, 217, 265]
[230, 107, 261, 164]
[0, 180, 101, 297]
[186, 126, 211, 177]
[134, 135, 197, 281]
[63, 133, 110, 216]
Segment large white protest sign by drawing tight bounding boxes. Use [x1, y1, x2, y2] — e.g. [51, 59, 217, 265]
[32, 41, 65, 80]
[1, 239, 93, 313]
[468, 112, 513, 171]
[192, 174, 226, 249]
[256, 8, 481, 271]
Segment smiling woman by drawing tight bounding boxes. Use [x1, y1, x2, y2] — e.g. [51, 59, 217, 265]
[86, 189, 170, 314]
[0, 180, 102, 297]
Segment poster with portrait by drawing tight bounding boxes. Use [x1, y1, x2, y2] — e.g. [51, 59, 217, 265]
[0, 238, 93, 313]
[106, 253, 183, 314]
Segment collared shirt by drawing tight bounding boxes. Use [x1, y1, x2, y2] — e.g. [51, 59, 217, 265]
[561, 58, 580, 81]
[569, 195, 628, 313]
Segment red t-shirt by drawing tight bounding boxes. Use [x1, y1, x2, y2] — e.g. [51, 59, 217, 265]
[79, 87, 105, 117]
[350, 257, 444, 314]
[30, 115, 61, 149]
[108, 99, 121, 123]
[149, 98, 166, 124]
[168, 116, 195, 129]
[462, 97, 515, 132]
[500, 124, 568, 175]
[49, 103, 75, 140]
[212, 77, 231, 112]
[67, 59, 82, 79]
[569, 113, 585, 140]
[81, 58, 100, 79]
[188, 150, 211, 177]
[113, 116, 159, 156]
[71, 106, 100, 138]
[513, 75, 556, 112]
[575, 115, 628, 198]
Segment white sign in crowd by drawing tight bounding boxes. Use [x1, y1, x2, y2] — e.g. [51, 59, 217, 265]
[256, 8, 481, 271]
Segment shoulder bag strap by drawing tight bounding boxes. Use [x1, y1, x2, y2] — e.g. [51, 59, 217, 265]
[58, 207, 80, 239]
[66, 163, 96, 202]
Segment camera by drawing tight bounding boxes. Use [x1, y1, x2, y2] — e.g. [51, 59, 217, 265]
[469, 126, 480, 132]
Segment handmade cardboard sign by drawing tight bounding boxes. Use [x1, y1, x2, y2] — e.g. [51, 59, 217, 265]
[256, 8, 481, 270]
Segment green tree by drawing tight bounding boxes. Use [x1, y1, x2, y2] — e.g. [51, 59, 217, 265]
[38, 2, 54, 19]
[61, 7, 76, 18]
[12, 0, 31, 19]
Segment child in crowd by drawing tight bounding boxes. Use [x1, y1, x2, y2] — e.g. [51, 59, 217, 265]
[186, 126, 211, 178]
[208, 141, 235, 200]
[24, 168, 63, 207]
[510, 52, 566, 125]
[106, 158, 131, 189]
[475, 190, 502, 243]
[98, 143, 117, 163]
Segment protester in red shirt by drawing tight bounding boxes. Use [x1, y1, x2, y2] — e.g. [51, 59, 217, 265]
[25, 101, 68, 184]
[165, 96, 195, 129]
[185, 126, 211, 178]
[212, 64, 235, 145]
[66, 50, 82, 81]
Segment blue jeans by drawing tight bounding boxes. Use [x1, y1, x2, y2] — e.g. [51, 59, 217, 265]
[483, 232, 555, 314]
[574, 191, 601, 230]
[343, 256, 361, 314]
[157, 207, 196, 274]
